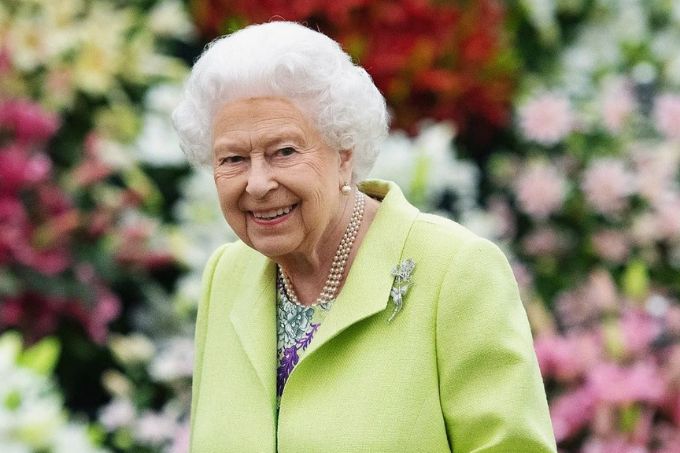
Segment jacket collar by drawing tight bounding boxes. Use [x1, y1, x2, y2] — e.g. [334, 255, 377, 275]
[301, 180, 419, 359]
[228, 180, 419, 401]
[228, 257, 278, 405]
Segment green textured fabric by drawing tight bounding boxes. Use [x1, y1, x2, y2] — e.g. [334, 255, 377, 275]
[190, 180, 557, 453]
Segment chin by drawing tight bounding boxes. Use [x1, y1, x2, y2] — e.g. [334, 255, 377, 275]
[248, 238, 296, 260]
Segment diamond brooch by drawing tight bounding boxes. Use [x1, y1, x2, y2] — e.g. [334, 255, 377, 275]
[388, 258, 415, 322]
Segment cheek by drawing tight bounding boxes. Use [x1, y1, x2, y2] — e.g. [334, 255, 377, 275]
[214, 178, 246, 223]
[299, 183, 340, 229]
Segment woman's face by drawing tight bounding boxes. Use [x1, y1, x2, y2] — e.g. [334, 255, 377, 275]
[211, 97, 353, 261]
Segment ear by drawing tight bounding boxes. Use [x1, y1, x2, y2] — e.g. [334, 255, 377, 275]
[338, 149, 354, 182]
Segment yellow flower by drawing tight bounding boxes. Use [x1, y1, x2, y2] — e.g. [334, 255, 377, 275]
[6, 15, 50, 71]
[95, 103, 141, 144]
[102, 370, 133, 398]
[109, 333, 156, 365]
[72, 3, 131, 94]
[148, 0, 195, 41]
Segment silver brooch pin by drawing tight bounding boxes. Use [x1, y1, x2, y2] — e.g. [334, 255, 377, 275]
[388, 258, 415, 322]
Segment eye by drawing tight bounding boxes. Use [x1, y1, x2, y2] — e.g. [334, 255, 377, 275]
[276, 147, 297, 157]
[218, 155, 245, 165]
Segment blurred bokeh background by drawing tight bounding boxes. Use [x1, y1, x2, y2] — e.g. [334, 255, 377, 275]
[2, 0, 680, 451]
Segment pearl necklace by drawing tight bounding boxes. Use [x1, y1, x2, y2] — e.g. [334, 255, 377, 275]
[278, 189, 365, 307]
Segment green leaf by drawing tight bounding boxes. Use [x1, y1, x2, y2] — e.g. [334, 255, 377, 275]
[4, 390, 21, 410]
[18, 337, 61, 376]
[0, 268, 19, 296]
[619, 404, 641, 433]
[602, 318, 625, 360]
[622, 259, 649, 302]
[123, 166, 163, 212]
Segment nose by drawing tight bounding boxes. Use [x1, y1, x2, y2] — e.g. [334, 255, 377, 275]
[245, 158, 277, 199]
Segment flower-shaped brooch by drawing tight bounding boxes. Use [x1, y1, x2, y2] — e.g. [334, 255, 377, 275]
[388, 258, 415, 322]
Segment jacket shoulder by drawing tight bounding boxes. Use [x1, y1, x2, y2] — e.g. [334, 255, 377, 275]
[409, 211, 495, 258]
[207, 240, 260, 278]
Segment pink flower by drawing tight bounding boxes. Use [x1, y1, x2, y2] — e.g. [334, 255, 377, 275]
[534, 333, 601, 382]
[587, 361, 665, 405]
[550, 387, 596, 442]
[15, 245, 71, 275]
[631, 143, 679, 206]
[631, 213, 660, 246]
[620, 309, 662, 356]
[556, 270, 619, 328]
[70, 133, 114, 187]
[487, 196, 515, 238]
[510, 261, 533, 292]
[665, 306, 680, 337]
[581, 436, 648, 453]
[99, 398, 136, 431]
[601, 80, 636, 133]
[582, 158, 635, 216]
[519, 93, 574, 145]
[653, 195, 680, 240]
[0, 196, 30, 265]
[592, 229, 630, 263]
[665, 393, 680, 428]
[169, 422, 190, 453]
[0, 99, 60, 143]
[0, 47, 10, 73]
[149, 337, 194, 382]
[653, 93, 680, 140]
[0, 293, 65, 342]
[0, 144, 52, 193]
[522, 227, 568, 256]
[86, 287, 121, 344]
[514, 162, 568, 219]
[134, 411, 178, 445]
[654, 422, 680, 453]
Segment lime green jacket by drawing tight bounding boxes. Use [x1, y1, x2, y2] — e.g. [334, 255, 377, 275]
[191, 180, 557, 452]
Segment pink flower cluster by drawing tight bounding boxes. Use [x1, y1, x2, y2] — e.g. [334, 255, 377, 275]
[518, 93, 574, 145]
[0, 101, 71, 275]
[514, 161, 568, 219]
[601, 79, 636, 133]
[0, 100, 59, 144]
[0, 98, 122, 342]
[536, 285, 680, 451]
[581, 158, 635, 217]
[654, 94, 680, 141]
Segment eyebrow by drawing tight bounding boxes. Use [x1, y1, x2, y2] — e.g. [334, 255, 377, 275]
[213, 127, 307, 153]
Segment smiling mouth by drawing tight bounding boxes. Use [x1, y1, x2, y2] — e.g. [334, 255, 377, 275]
[251, 203, 298, 221]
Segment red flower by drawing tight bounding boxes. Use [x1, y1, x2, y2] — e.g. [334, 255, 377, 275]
[0, 195, 31, 266]
[188, 0, 516, 141]
[0, 144, 52, 193]
[1, 289, 120, 344]
[0, 99, 60, 144]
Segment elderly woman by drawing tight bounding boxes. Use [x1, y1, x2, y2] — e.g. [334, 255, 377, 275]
[173, 21, 556, 452]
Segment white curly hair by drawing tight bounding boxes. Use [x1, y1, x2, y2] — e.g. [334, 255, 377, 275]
[172, 21, 389, 183]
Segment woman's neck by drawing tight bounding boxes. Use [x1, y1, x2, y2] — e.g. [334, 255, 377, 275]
[276, 195, 380, 306]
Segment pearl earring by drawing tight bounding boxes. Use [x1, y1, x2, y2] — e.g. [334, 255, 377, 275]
[341, 182, 352, 195]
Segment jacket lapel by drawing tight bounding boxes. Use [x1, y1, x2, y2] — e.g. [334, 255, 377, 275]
[228, 254, 277, 406]
[226, 180, 419, 398]
[301, 180, 419, 360]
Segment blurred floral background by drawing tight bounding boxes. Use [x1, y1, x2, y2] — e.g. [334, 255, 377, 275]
[1, 0, 680, 451]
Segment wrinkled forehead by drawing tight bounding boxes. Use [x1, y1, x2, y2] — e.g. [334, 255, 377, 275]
[211, 97, 322, 149]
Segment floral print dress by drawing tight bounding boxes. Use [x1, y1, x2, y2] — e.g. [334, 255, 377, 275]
[276, 271, 334, 407]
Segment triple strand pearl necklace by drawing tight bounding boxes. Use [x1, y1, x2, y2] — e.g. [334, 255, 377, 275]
[278, 189, 365, 306]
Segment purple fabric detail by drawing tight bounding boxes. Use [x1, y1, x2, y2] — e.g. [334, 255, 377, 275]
[297, 322, 319, 350]
[277, 346, 299, 397]
[277, 322, 321, 397]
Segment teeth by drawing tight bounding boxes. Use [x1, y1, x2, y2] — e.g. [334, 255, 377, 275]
[253, 205, 294, 219]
